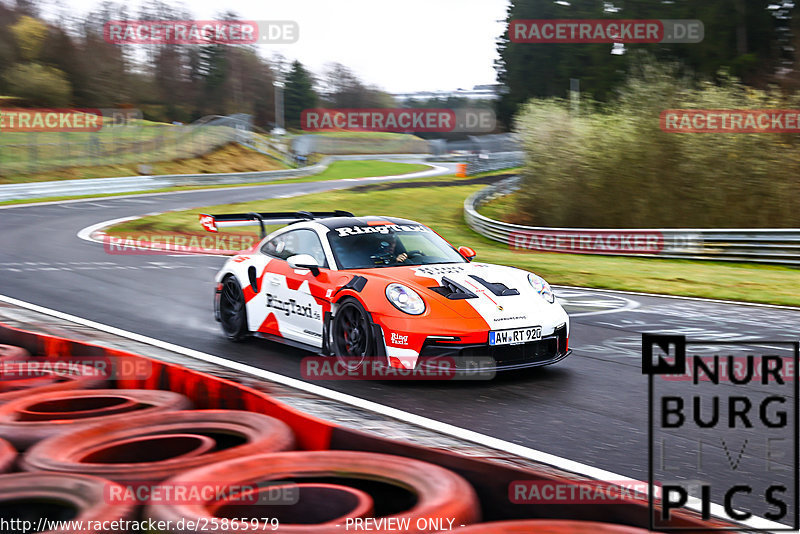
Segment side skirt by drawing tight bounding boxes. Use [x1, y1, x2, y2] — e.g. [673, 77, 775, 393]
[253, 332, 322, 354]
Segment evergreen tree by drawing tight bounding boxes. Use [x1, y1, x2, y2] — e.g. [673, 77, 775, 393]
[496, 0, 784, 128]
[284, 60, 318, 129]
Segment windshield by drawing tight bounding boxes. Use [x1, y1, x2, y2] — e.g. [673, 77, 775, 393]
[327, 224, 467, 269]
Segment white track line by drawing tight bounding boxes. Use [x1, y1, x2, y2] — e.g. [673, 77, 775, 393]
[560, 292, 641, 318]
[0, 293, 787, 532]
[0, 185, 292, 210]
[76, 214, 800, 313]
[77, 216, 142, 243]
[553, 285, 800, 312]
[7, 164, 797, 315]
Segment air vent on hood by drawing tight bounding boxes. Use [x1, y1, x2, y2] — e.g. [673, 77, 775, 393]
[429, 277, 477, 300]
[468, 275, 520, 296]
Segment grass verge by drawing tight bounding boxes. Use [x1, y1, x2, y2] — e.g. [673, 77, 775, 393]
[0, 160, 432, 206]
[105, 181, 800, 307]
[478, 192, 522, 223]
[0, 143, 287, 184]
[272, 160, 429, 184]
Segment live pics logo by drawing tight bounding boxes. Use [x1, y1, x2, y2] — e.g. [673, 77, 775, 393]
[643, 334, 799, 531]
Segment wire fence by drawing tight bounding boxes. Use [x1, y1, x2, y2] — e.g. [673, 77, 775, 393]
[1, 115, 522, 178]
[465, 151, 524, 175]
[445, 133, 522, 154]
[0, 114, 286, 177]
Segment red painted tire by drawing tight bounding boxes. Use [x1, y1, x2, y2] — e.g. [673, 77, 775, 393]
[450, 520, 652, 533]
[209, 483, 375, 527]
[0, 472, 136, 533]
[0, 437, 15, 473]
[22, 410, 296, 482]
[0, 361, 106, 405]
[145, 450, 480, 533]
[0, 344, 29, 363]
[0, 389, 192, 450]
[81, 433, 217, 463]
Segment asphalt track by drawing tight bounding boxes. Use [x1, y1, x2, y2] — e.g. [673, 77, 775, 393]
[1, 164, 799, 526]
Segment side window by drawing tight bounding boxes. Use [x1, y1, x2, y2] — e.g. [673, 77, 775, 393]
[261, 229, 328, 268]
[261, 233, 290, 259]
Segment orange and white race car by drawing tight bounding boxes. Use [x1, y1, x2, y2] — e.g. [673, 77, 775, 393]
[202, 211, 570, 373]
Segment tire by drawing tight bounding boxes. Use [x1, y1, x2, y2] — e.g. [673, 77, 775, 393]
[0, 472, 136, 533]
[219, 275, 250, 341]
[208, 482, 375, 527]
[0, 362, 107, 405]
[0, 389, 192, 450]
[145, 450, 480, 533]
[0, 437, 15, 473]
[449, 520, 652, 533]
[331, 298, 375, 368]
[0, 344, 30, 363]
[22, 410, 296, 482]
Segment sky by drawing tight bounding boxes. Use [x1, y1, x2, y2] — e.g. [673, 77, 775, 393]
[41, 0, 511, 93]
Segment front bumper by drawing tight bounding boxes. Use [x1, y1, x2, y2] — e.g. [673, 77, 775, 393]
[414, 324, 570, 373]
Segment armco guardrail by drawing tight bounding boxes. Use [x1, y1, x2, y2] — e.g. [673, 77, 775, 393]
[0, 114, 279, 177]
[0, 163, 325, 202]
[0, 154, 434, 202]
[465, 176, 800, 266]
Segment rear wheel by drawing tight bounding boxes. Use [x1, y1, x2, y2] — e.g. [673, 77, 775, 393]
[331, 299, 374, 369]
[219, 276, 249, 341]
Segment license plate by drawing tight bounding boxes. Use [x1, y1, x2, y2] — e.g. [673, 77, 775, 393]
[489, 327, 542, 346]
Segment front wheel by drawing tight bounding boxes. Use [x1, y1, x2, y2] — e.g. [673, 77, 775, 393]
[331, 299, 375, 369]
[219, 276, 249, 341]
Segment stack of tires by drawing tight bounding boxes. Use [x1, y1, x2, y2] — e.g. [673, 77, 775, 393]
[0, 344, 484, 533]
[0, 344, 107, 404]
[0, 343, 652, 533]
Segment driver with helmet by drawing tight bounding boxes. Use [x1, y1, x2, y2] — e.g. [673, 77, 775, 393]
[378, 232, 408, 264]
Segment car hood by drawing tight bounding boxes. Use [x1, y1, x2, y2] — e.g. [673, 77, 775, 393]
[354, 262, 568, 330]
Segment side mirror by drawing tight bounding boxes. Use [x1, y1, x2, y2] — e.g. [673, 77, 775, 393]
[287, 254, 320, 276]
[458, 246, 477, 261]
[247, 266, 259, 293]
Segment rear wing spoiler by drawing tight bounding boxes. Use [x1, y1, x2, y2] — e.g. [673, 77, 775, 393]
[199, 210, 354, 238]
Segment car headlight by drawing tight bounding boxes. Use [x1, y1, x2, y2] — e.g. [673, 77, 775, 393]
[386, 283, 426, 315]
[528, 274, 555, 303]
